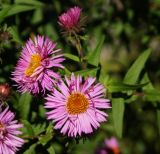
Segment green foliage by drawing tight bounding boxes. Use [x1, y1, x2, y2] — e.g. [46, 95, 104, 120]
[22, 120, 35, 137]
[141, 73, 160, 103]
[74, 68, 98, 77]
[157, 110, 160, 135]
[107, 81, 148, 93]
[0, 6, 11, 23]
[18, 93, 32, 119]
[38, 123, 53, 146]
[87, 35, 105, 66]
[47, 145, 56, 154]
[23, 143, 37, 154]
[8, 26, 22, 44]
[0, 5, 36, 23]
[32, 123, 46, 136]
[124, 49, 152, 84]
[64, 53, 80, 62]
[109, 49, 152, 139]
[112, 98, 124, 138]
[15, 0, 44, 6]
[0, 0, 160, 153]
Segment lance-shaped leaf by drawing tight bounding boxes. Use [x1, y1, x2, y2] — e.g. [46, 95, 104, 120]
[111, 49, 151, 138]
[18, 93, 32, 119]
[112, 98, 124, 138]
[64, 53, 80, 62]
[107, 81, 148, 93]
[124, 49, 151, 84]
[87, 35, 105, 66]
[74, 68, 99, 77]
[23, 143, 37, 154]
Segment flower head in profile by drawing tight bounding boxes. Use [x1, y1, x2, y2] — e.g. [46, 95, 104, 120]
[45, 73, 111, 137]
[96, 137, 120, 154]
[0, 107, 24, 154]
[58, 6, 84, 34]
[105, 137, 120, 154]
[12, 35, 64, 94]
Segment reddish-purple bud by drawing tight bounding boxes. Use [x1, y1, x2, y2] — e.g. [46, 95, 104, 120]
[58, 6, 86, 34]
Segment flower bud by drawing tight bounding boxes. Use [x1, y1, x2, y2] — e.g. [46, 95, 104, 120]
[0, 31, 11, 43]
[58, 6, 86, 35]
[0, 83, 11, 102]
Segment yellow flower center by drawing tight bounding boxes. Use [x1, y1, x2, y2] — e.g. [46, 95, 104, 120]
[25, 53, 42, 76]
[0, 122, 4, 129]
[0, 122, 7, 139]
[66, 93, 89, 115]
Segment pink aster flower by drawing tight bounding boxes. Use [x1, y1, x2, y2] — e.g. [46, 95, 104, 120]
[58, 6, 82, 33]
[12, 35, 64, 94]
[45, 73, 111, 137]
[0, 107, 24, 154]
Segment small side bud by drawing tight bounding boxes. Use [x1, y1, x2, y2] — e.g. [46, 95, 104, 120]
[0, 83, 11, 102]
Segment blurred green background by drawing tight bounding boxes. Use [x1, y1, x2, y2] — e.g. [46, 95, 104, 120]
[0, 0, 160, 154]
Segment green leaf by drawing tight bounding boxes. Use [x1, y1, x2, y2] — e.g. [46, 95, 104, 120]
[44, 23, 58, 40]
[31, 8, 43, 24]
[112, 98, 124, 138]
[5, 5, 36, 17]
[87, 35, 105, 66]
[64, 53, 80, 62]
[141, 73, 160, 103]
[38, 123, 53, 146]
[113, 21, 124, 36]
[64, 67, 71, 75]
[47, 145, 56, 154]
[46, 123, 53, 134]
[144, 89, 160, 101]
[157, 110, 160, 135]
[8, 26, 22, 44]
[74, 68, 99, 77]
[124, 49, 151, 84]
[0, 6, 12, 23]
[107, 81, 148, 93]
[18, 93, 32, 119]
[0, 4, 37, 22]
[32, 123, 46, 136]
[111, 49, 151, 138]
[21, 120, 35, 137]
[39, 104, 46, 118]
[141, 73, 160, 136]
[15, 0, 44, 7]
[23, 143, 37, 154]
[141, 73, 154, 89]
[38, 133, 53, 146]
